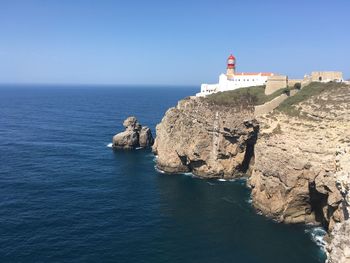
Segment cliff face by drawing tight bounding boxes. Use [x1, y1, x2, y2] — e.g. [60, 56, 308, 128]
[153, 97, 259, 178]
[153, 84, 350, 263]
[248, 84, 350, 229]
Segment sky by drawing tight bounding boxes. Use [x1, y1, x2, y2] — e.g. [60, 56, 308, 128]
[0, 0, 349, 85]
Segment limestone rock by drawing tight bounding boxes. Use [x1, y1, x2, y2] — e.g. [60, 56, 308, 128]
[113, 130, 139, 149]
[247, 84, 350, 263]
[112, 116, 154, 149]
[139, 126, 154, 147]
[153, 83, 350, 262]
[327, 221, 350, 263]
[153, 97, 258, 178]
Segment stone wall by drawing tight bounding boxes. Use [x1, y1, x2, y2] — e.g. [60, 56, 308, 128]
[254, 93, 289, 116]
[265, 75, 288, 95]
[311, 71, 343, 82]
[288, 79, 303, 88]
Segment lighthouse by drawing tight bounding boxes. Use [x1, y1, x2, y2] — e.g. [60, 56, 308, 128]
[196, 54, 275, 97]
[226, 54, 236, 78]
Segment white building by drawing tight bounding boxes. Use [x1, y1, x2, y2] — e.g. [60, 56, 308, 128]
[196, 54, 274, 97]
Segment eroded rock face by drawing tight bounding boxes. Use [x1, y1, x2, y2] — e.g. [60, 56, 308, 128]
[139, 127, 154, 147]
[112, 116, 154, 149]
[248, 84, 350, 228]
[153, 97, 258, 178]
[327, 220, 350, 263]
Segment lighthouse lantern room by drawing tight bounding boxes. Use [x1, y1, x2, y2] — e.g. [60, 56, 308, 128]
[226, 54, 236, 78]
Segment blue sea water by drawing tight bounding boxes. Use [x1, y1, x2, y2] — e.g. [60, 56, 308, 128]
[0, 85, 326, 263]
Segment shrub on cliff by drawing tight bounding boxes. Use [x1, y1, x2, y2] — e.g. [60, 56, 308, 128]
[276, 82, 346, 116]
[203, 85, 288, 107]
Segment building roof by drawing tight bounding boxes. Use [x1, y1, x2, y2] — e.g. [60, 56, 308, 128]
[232, 72, 274, 76]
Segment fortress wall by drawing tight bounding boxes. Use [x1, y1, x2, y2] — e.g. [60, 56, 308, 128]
[301, 78, 312, 88]
[288, 79, 303, 88]
[311, 71, 343, 81]
[254, 94, 289, 116]
[265, 75, 288, 95]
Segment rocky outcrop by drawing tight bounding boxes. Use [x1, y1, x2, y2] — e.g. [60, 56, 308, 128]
[326, 146, 350, 263]
[112, 116, 154, 149]
[248, 84, 350, 229]
[327, 220, 350, 263]
[153, 83, 350, 262]
[153, 97, 258, 178]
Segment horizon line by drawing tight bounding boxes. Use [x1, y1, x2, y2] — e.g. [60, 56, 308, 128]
[0, 82, 200, 88]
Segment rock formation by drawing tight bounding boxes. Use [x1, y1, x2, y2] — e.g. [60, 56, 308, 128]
[152, 97, 258, 178]
[112, 116, 154, 149]
[327, 220, 350, 263]
[247, 84, 350, 263]
[153, 82, 350, 263]
[248, 84, 350, 229]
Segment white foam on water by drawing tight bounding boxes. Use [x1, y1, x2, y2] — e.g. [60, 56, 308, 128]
[107, 143, 113, 148]
[181, 172, 202, 179]
[305, 227, 327, 251]
[218, 179, 227, 182]
[136, 147, 143, 150]
[154, 165, 166, 174]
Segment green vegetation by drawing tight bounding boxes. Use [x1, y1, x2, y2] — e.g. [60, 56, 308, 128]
[203, 85, 289, 107]
[276, 82, 344, 116]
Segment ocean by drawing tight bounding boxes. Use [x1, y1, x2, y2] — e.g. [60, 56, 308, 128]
[0, 85, 326, 263]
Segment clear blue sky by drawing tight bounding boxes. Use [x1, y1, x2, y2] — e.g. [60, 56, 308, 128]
[0, 0, 349, 85]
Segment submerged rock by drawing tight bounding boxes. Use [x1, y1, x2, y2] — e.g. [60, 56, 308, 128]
[112, 116, 154, 149]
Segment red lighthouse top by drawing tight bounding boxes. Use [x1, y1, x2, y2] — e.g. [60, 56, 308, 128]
[227, 54, 236, 69]
[228, 54, 236, 60]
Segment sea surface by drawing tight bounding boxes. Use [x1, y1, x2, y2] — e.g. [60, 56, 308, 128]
[0, 85, 326, 263]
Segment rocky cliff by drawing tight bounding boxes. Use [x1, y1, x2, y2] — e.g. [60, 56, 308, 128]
[153, 83, 350, 262]
[248, 84, 349, 228]
[248, 84, 350, 263]
[153, 97, 258, 178]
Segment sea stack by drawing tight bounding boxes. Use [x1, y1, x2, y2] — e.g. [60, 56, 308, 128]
[112, 116, 154, 149]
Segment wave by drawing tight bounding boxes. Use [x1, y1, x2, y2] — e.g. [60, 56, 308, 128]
[246, 197, 253, 204]
[154, 165, 166, 174]
[305, 227, 327, 251]
[106, 143, 113, 148]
